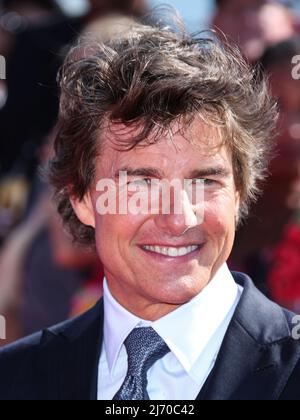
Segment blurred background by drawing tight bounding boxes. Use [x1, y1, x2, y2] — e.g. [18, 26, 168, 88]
[0, 0, 300, 345]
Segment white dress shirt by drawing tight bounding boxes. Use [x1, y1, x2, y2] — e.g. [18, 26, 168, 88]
[98, 264, 243, 400]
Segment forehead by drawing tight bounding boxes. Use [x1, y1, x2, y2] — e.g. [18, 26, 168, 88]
[97, 118, 232, 175]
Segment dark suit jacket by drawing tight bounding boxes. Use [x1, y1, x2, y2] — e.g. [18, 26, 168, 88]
[0, 272, 300, 400]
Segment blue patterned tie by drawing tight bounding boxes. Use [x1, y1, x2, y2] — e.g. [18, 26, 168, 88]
[113, 327, 170, 400]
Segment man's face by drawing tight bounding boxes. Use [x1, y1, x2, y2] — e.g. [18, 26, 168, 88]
[77, 118, 240, 319]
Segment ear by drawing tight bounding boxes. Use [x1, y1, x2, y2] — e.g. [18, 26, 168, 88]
[70, 191, 96, 228]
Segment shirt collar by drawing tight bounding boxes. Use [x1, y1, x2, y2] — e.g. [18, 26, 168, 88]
[103, 264, 241, 382]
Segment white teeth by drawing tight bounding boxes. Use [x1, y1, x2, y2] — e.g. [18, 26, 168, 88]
[143, 245, 199, 257]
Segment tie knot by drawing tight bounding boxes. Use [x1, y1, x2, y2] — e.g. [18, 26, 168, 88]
[124, 327, 170, 377]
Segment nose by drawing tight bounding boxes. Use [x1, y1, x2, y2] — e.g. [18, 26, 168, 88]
[154, 189, 199, 236]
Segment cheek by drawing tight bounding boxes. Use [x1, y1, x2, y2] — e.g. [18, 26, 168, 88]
[203, 194, 237, 238]
[94, 213, 148, 252]
[94, 214, 152, 280]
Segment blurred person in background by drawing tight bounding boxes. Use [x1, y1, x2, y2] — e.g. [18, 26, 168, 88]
[267, 168, 300, 313]
[232, 36, 300, 294]
[0, 0, 148, 241]
[0, 0, 61, 61]
[0, 128, 102, 345]
[213, 0, 299, 62]
[0, 1, 148, 344]
[212, 1, 300, 295]
[0, 0, 63, 241]
[0, 0, 63, 169]
[19, 129, 103, 339]
[260, 36, 300, 311]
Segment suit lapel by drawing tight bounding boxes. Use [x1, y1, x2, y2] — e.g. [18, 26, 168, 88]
[197, 318, 282, 400]
[39, 300, 104, 400]
[197, 273, 295, 400]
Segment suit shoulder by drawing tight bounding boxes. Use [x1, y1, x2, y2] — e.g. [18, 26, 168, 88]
[0, 331, 43, 360]
[0, 300, 102, 361]
[0, 317, 87, 400]
[0, 332, 43, 400]
[0, 302, 102, 400]
[0, 305, 97, 362]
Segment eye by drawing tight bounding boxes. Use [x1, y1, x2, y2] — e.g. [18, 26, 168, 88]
[192, 178, 217, 187]
[203, 179, 218, 186]
[127, 178, 153, 188]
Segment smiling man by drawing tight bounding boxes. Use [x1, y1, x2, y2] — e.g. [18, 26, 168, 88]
[0, 16, 300, 401]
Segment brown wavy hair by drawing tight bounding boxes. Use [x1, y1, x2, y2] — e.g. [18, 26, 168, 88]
[49, 16, 278, 246]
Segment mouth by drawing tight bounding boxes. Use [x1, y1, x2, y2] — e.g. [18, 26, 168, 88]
[141, 244, 201, 258]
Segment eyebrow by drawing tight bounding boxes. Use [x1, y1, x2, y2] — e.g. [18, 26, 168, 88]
[115, 165, 231, 179]
[115, 167, 164, 179]
[188, 167, 231, 179]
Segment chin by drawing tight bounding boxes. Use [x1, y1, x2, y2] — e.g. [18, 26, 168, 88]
[149, 275, 207, 306]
